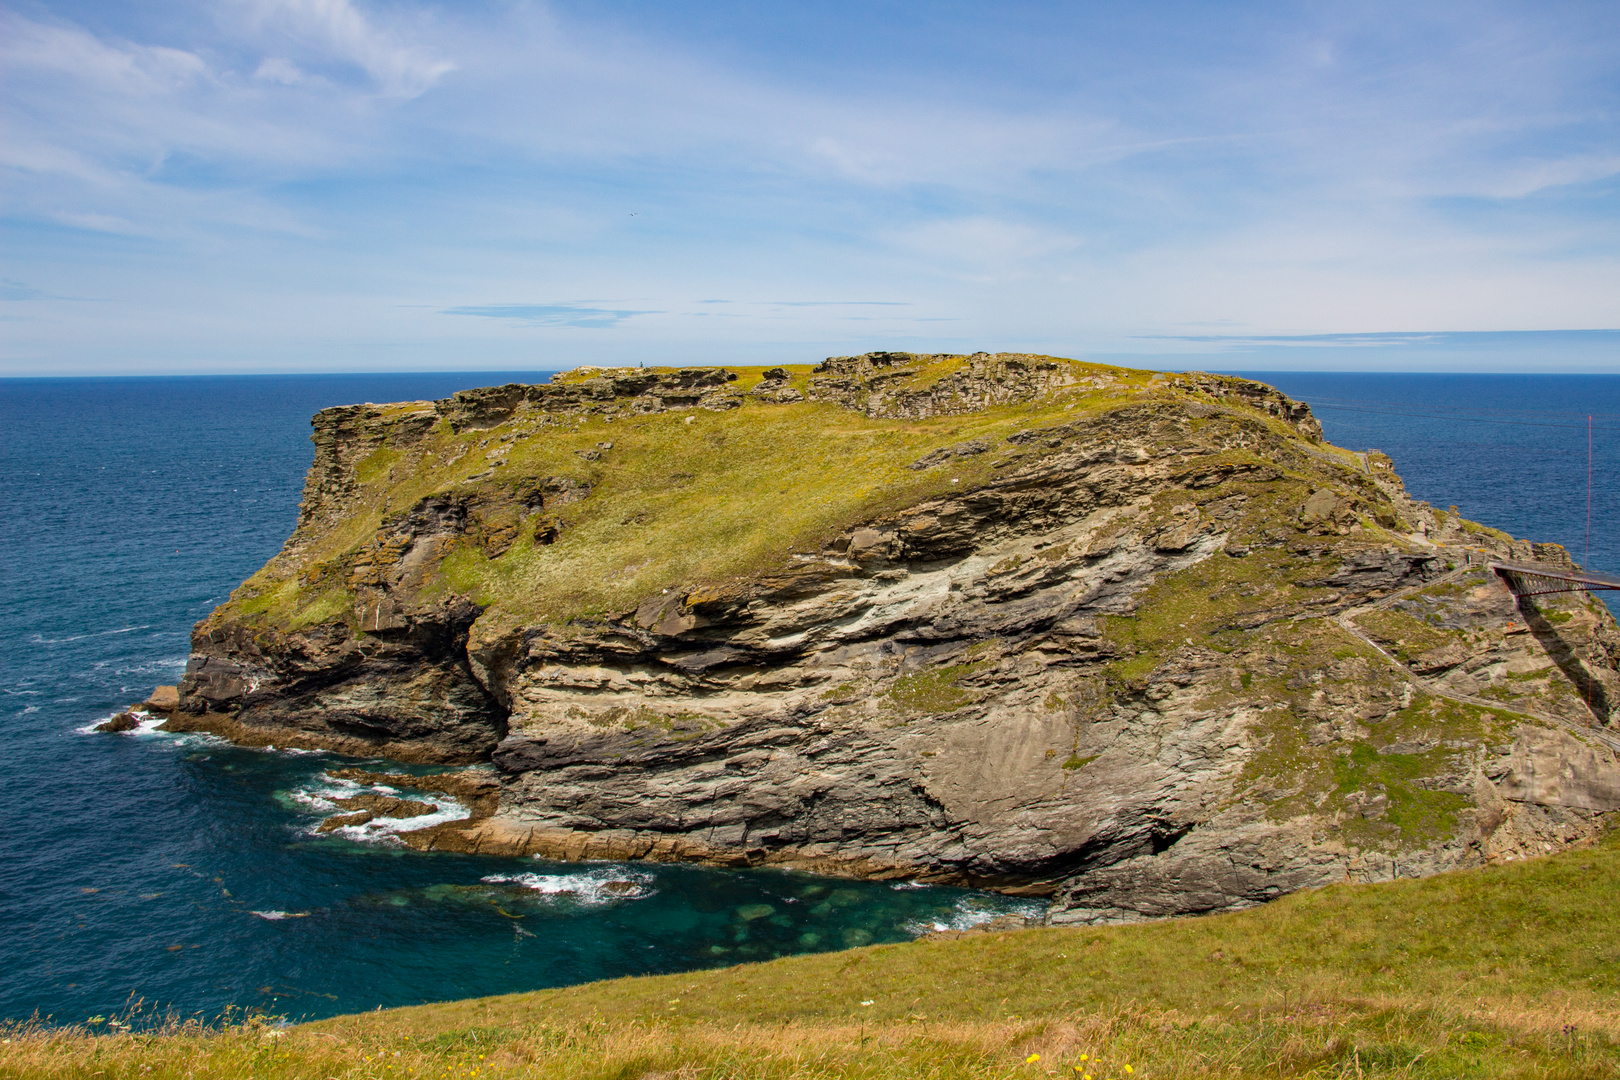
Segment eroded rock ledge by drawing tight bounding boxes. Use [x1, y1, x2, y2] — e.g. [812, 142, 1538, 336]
[163, 353, 1620, 923]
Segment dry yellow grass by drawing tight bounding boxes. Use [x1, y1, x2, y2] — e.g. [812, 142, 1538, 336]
[9, 834, 1619, 1078]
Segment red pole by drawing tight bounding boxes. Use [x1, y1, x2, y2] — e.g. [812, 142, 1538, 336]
[1587, 414, 1594, 726]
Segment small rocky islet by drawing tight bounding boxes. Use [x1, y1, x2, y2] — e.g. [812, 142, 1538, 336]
[121, 353, 1620, 925]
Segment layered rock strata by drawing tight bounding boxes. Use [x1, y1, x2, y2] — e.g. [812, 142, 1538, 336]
[166, 353, 1620, 922]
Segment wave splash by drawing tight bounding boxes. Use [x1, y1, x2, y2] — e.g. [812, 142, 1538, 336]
[480, 868, 655, 906]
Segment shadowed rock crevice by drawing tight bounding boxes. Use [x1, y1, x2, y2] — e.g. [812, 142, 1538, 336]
[1516, 595, 1614, 725]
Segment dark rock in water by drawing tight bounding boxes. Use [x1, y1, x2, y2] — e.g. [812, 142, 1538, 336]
[316, 791, 439, 834]
[331, 793, 436, 818]
[317, 811, 375, 833]
[601, 880, 644, 896]
[170, 353, 1620, 924]
[97, 712, 140, 733]
[324, 767, 500, 815]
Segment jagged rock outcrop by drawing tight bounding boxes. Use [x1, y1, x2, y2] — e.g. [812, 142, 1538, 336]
[167, 354, 1620, 922]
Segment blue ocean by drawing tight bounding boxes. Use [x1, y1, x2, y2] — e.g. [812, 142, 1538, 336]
[2, 371, 1615, 1028]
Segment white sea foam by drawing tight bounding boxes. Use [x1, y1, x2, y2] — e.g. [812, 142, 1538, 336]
[76, 710, 137, 734]
[343, 797, 470, 840]
[906, 896, 1044, 937]
[287, 777, 360, 812]
[236, 741, 333, 759]
[75, 709, 175, 736]
[249, 910, 310, 920]
[480, 868, 654, 905]
[295, 774, 471, 845]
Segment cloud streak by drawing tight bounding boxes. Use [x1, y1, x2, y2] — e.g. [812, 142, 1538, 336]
[238, 0, 455, 98]
[441, 304, 657, 329]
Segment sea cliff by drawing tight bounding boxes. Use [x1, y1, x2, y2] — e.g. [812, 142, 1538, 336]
[162, 353, 1620, 922]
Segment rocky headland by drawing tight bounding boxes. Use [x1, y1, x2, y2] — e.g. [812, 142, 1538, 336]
[152, 353, 1620, 923]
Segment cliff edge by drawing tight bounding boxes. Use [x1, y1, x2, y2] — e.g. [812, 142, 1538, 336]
[166, 353, 1620, 922]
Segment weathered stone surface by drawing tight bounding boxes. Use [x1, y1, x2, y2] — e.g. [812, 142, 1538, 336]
[316, 811, 375, 833]
[168, 353, 1620, 923]
[807, 352, 1093, 419]
[331, 792, 437, 818]
[908, 439, 991, 471]
[167, 596, 503, 763]
[1497, 727, 1620, 811]
[96, 711, 140, 733]
[325, 766, 501, 818]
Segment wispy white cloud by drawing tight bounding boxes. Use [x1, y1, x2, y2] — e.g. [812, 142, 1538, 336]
[887, 218, 1083, 281]
[1, 14, 211, 93]
[253, 57, 309, 86]
[237, 0, 454, 98]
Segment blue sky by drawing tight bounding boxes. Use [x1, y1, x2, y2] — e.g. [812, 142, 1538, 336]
[3, 1, 1618, 374]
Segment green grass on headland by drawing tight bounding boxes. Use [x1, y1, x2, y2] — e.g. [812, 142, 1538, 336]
[9, 836, 1620, 1078]
[220, 358, 1353, 634]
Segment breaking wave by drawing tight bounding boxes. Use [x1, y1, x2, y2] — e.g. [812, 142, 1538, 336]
[905, 895, 1043, 936]
[291, 773, 470, 844]
[480, 868, 655, 905]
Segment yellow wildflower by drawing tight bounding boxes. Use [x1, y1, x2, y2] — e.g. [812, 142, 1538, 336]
[1026, 1053, 1041, 1063]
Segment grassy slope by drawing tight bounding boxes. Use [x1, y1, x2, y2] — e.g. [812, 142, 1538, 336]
[9, 837, 1619, 1078]
[220, 360, 1356, 632]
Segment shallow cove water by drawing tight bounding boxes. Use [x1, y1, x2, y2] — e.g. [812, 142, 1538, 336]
[2, 371, 1616, 1027]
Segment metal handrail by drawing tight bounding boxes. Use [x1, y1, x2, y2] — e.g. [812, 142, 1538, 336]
[1491, 560, 1620, 597]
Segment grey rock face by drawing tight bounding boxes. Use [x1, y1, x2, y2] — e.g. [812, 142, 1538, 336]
[171, 597, 504, 763]
[461, 434, 1616, 917]
[1497, 727, 1620, 811]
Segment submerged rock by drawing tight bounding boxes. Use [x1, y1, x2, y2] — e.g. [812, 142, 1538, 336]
[163, 354, 1620, 922]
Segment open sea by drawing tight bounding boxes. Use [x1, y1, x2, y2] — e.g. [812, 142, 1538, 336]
[2, 370, 1616, 1028]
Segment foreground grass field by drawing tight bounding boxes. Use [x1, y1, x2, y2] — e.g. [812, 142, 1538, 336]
[7, 835, 1620, 1079]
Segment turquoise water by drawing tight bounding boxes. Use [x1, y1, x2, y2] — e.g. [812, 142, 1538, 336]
[0, 374, 1037, 1028]
[4, 371, 1616, 1028]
